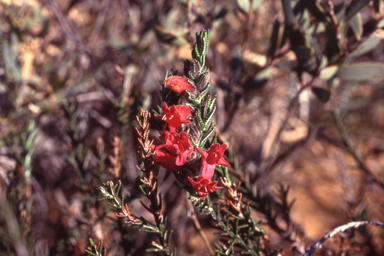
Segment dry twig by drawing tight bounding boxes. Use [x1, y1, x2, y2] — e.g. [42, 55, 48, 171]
[304, 220, 384, 256]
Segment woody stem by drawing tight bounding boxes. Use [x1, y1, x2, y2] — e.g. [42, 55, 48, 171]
[187, 197, 215, 256]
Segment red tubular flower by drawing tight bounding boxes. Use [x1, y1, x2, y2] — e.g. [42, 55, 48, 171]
[195, 144, 230, 180]
[188, 176, 222, 197]
[163, 132, 194, 166]
[165, 76, 194, 94]
[155, 102, 191, 132]
[152, 144, 180, 173]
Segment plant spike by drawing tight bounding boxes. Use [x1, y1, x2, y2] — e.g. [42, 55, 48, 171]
[192, 29, 210, 74]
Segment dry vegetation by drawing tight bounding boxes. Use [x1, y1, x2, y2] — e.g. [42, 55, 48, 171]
[1, 0, 384, 255]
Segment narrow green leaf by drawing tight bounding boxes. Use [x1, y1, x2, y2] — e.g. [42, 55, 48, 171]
[236, 0, 250, 12]
[347, 32, 381, 60]
[98, 196, 113, 201]
[199, 124, 215, 148]
[378, 19, 384, 29]
[335, 3, 346, 22]
[153, 25, 188, 46]
[348, 13, 363, 41]
[304, 1, 330, 23]
[115, 180, 122, 196]
[336, 62, 384, 81]
[345, 0, 370, 21]
[319, 65, 339, 80]
[252, 0, 263, 10]
[244, 67, 272, 90]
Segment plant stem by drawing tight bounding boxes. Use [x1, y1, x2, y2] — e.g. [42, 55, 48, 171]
[187, 198, 215, 256]
[258, 82, 311, 181]
[332, 107, 384, 189]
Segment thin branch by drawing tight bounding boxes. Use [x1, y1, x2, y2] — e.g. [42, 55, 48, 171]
[258, 81, 312, 181]
[304, 220, 384, 256]
[89, 0, 111, 42]
[187, 199, 215, 256]
[332, 106, 384, 189]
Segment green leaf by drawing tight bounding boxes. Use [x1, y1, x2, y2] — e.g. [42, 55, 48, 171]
[304, 1, 331, 23]
[344, 0, 370, 21]
[348, 12, 363, 41]
[243, 67, 272, 90]
[378, 19, 384, 29]
[192, 30, 210, 72]
[319, 65, 339, 80]
[335, 4, 346, 23]
[311, 86, 332, 103]
[336, 62, 384, 81]
[153, 25, 189, 46]
[236, 0, 250, 12]
[252, 0, 263, 10]
[347, 32, 381, 60]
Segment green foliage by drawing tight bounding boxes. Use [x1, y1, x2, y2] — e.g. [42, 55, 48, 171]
[86, 239, 107, 256]
[276, 0, 384, 102]
[192, 29, 210, 74]
[190, 195, 266, 256]
[336, 62, 384, 81]
[98, 180, 124, 209]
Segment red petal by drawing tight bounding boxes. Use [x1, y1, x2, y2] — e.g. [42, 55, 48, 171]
[165, 76, 194, 94]
[188, 176, 222, 197]
[172, 105, 191, 120]
[196, 147, 208, 159]
[154, 146, 179, 173]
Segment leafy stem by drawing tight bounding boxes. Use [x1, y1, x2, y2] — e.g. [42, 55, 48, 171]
[192, 29, 210, 73]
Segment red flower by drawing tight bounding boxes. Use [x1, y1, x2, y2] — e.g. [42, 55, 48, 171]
[165, 76, 194, 94]
[152, 130, 194, 171]
[188, 176, 222, 197]
[196, 144, 230, 180]
[163, 131, 194, 166]
[152, 144, 180, 173]
[156, 102, 191, 132]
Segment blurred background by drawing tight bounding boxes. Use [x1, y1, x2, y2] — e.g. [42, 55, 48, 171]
[1, 0, 384, 255]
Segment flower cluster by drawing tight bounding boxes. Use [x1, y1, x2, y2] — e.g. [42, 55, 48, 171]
[153, 100, 230, 197]
[148, 30, 230, 198]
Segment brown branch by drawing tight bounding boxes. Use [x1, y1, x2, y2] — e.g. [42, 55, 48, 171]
[107, 137, 122, 179]
[135, 109, 157, 194]
[258, 81, 312, 181]
[332, 106, 384, 189]
[187, 199, 215, 256]
[186, 0, 193, 42]
[304, 220, 384, 256]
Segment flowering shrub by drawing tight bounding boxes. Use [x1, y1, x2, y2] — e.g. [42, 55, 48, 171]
[94, 30, 271, 256]
[92, 27, 384, 256]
